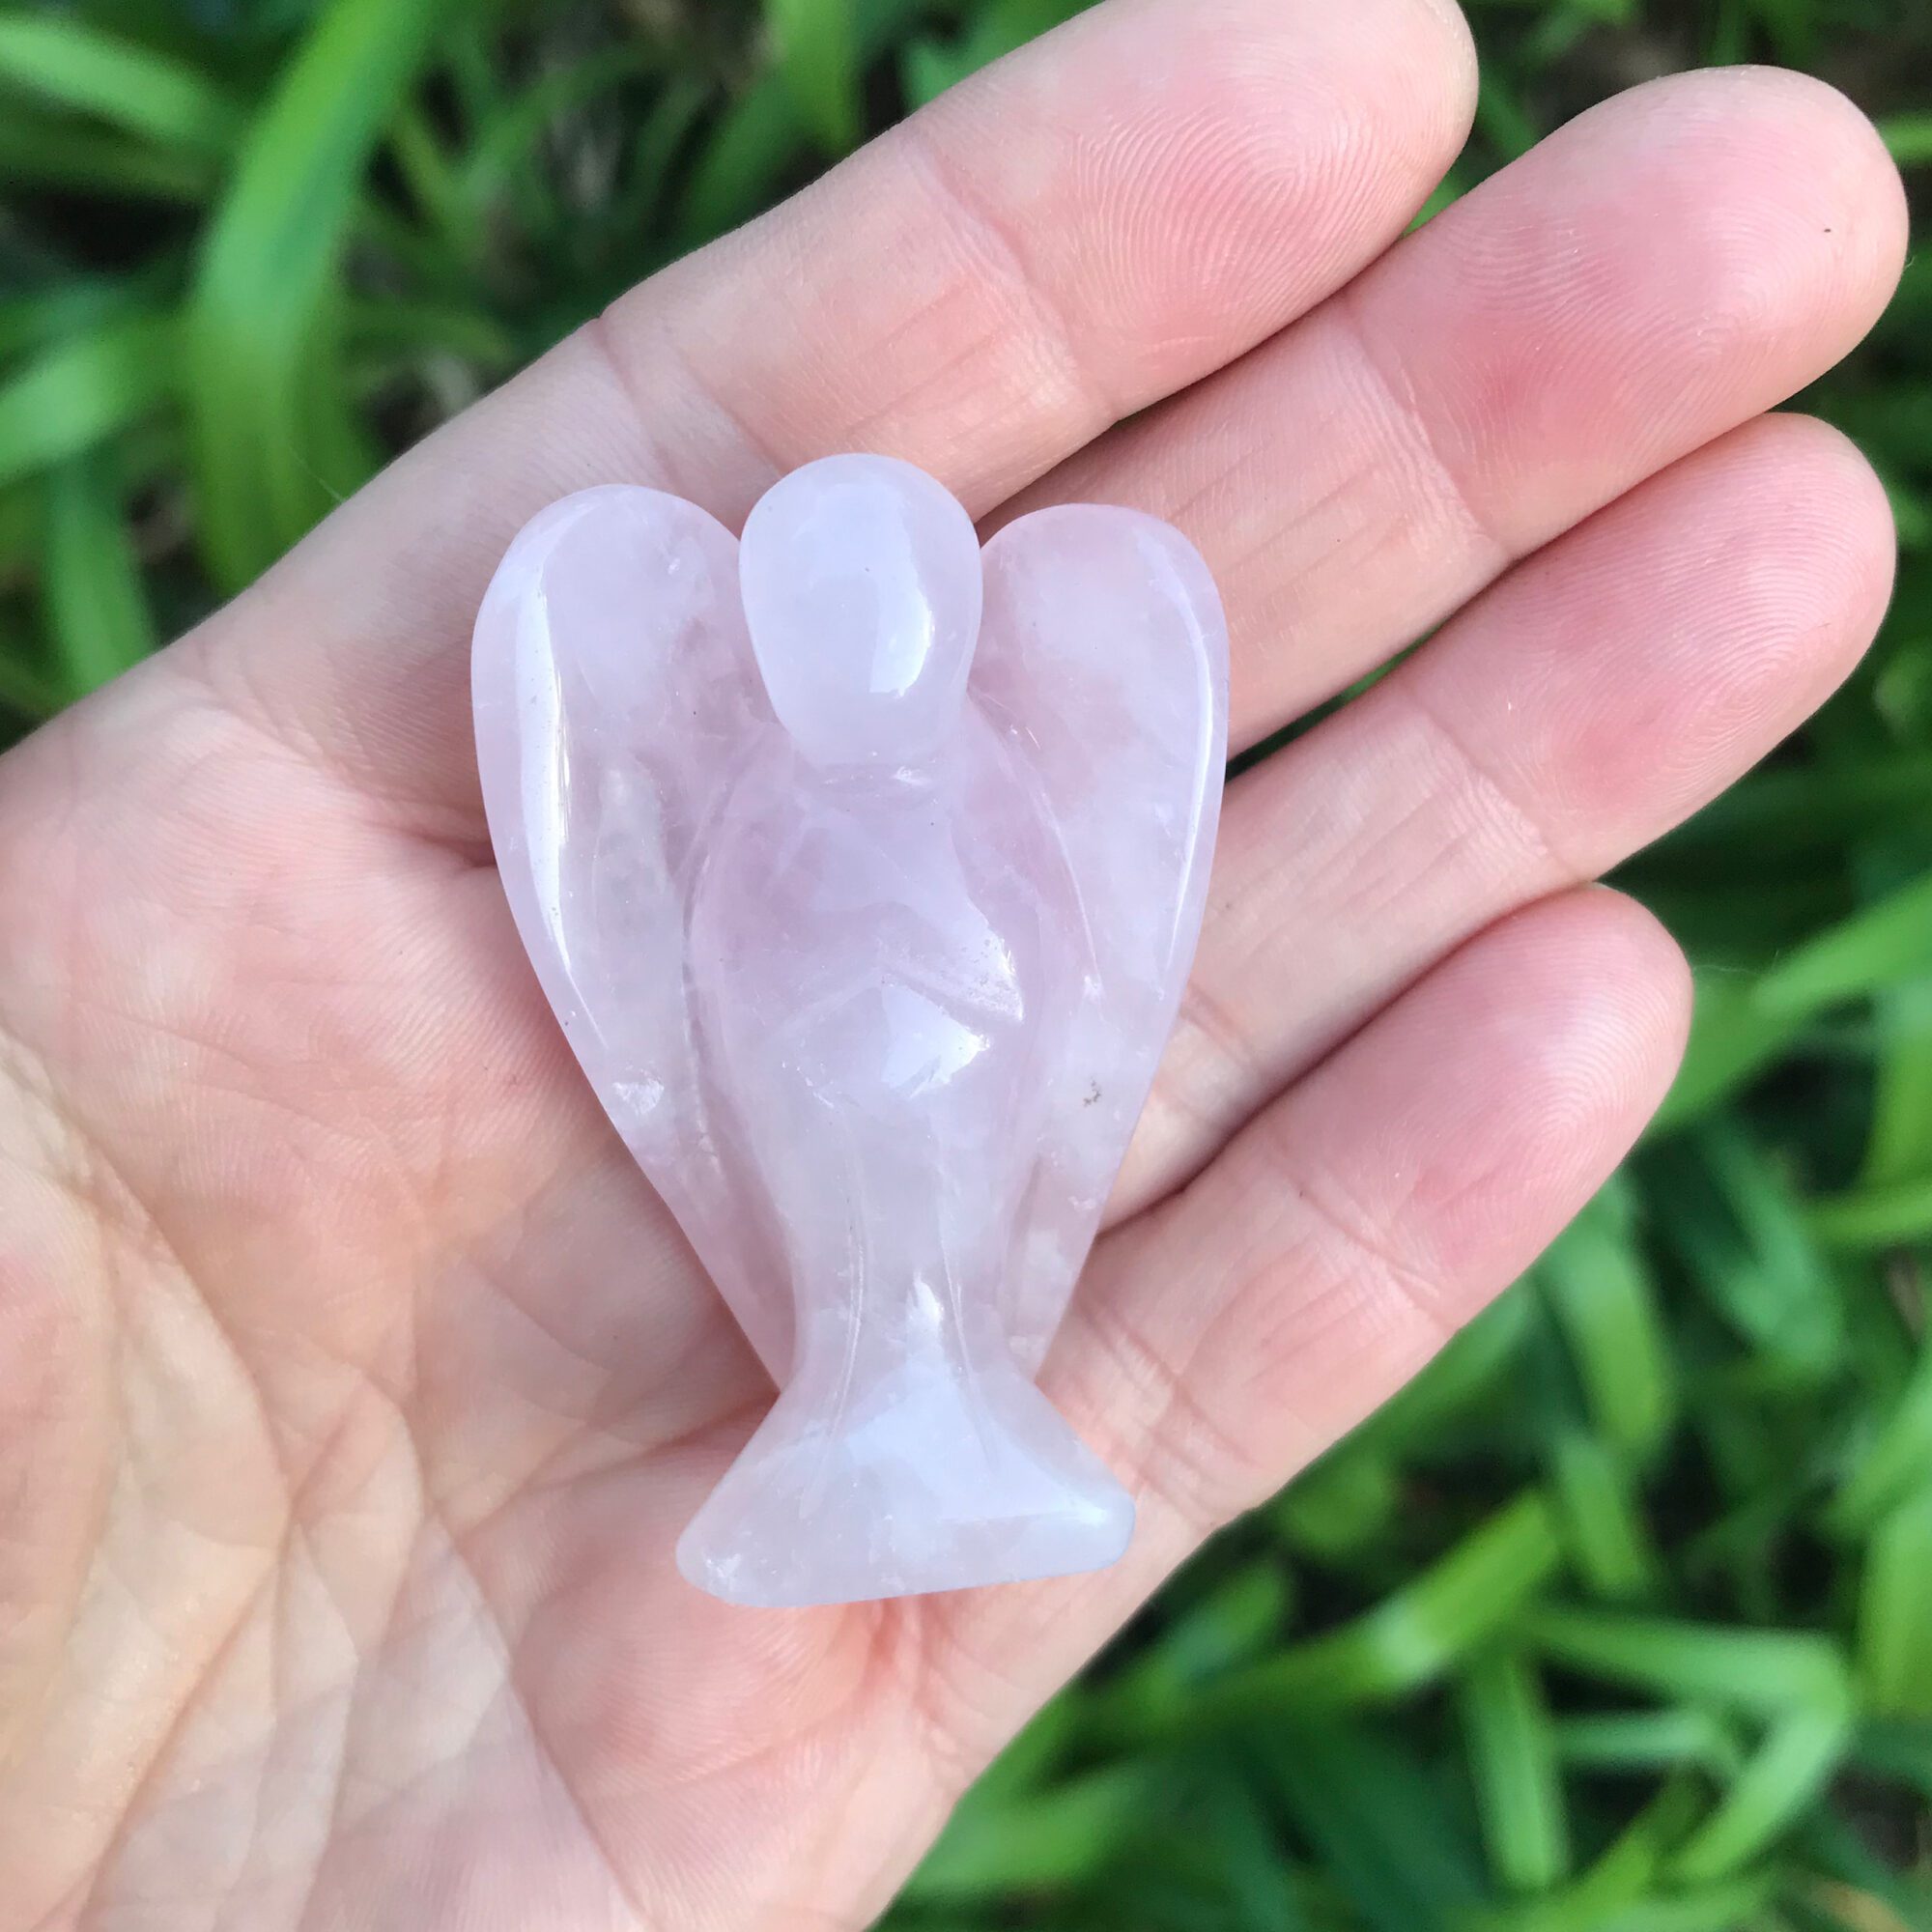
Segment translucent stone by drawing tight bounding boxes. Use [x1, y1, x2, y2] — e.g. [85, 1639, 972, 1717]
[472, 455, 1229, 1606]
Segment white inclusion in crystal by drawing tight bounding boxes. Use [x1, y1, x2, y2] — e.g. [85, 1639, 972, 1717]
[875, 985, 987, 1098]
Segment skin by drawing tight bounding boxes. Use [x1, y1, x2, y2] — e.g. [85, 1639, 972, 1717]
[0, 0, 1907, 1925]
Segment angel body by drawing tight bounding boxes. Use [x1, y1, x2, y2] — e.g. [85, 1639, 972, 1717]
[691, 713, 1074, 1381]
[472, 455, 1228, 1606]
[687, 700, 1133, 1603]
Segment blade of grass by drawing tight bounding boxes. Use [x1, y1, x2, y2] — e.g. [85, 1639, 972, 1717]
[1539, 1182, 1677, 1465]
[1585, 1875, 1777, 1931]
[1878, 115, 1932, 166]
[621, 72, 711, 235]
[1831, 1339, 1932, 1534]
[1632, 878, 1846, 975]
[1088, 1759, 1317, 1932]
[1669, 1700, 1853, 1882]
[1250, 1720, 1490, 1932]
[1188, 1493, 1565, 1726]
[1657, 870, 1932, 1128]
[1752, 868, 1932, 1014]
[185, 0, 450, 587]
[901, 0, 1090, 105]
[673, 71, 809, 242]
[1856, 1483, 1932, 1719]
[899, 1761, 1159, 1905]
[1554, 1709, 1746, 1778]
[1548, 1429, 1663, 1605]
[1474, 1778, 1707, 1932]
[1475, 70, 1539, 158]
[965, 1691, 1077, 1804]
[1861, 963, 1932, 1201]
[0, 639, 61, 723]
[0, 16, 238, 154]
[0, 311, 178, 490]
[0, 108, 214, 199]
[1184, 1765, 1313, 1932]
[1525, 1606, 1852, 1716]
[1644, 1122, 1844, 1372]
[1271, 1444, 1400, 1562]
[40, 451, 156, 695]
[0, 273, 157, 361]
[766, 0, 861, 153]
[1104, 1561, 1293, 1731]
[387, 98, 468, 253]
[0, 480, 35, 576]
[1808, 1173, 1932, 1250]
[676, 0, 925, 241]
[1653, 756, 1932, 865]
[1849, 1720, 1932, 1806]
[1459, 1650, 1572, 1891]
[341, 297, 515, 368]
[455, 45, 661, 251]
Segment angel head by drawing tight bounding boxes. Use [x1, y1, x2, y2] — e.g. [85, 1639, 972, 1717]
[740, 454, 983, 771]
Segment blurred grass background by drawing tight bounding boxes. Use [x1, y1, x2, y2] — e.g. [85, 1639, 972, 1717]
[2, 0, 1930, 1925]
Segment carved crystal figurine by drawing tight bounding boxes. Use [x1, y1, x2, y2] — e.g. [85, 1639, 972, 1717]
[473, 455, 1228, 1606]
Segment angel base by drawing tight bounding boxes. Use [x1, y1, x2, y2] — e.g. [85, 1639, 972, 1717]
[677, 1327, 1133, 1607]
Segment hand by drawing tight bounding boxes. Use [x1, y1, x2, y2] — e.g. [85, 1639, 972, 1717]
[0, 3, 1904, 1925]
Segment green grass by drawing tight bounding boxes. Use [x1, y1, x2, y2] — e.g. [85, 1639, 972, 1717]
[3, 1, 1930, 1925]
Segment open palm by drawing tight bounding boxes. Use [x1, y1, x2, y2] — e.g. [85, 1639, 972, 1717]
[0, 3, 1906, 1926]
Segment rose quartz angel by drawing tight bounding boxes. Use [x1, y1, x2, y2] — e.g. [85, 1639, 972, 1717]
[472, 455, 1227, 1606]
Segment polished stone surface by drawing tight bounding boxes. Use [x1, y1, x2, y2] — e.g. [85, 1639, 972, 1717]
[473, 455, 1228, 1606]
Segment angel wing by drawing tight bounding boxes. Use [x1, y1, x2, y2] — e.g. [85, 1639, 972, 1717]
[971, 506, 1230, 1372]
[470, 486, 794, 1374]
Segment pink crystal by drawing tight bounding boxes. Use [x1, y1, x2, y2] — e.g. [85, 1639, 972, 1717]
[473, 456, 1229, 1606]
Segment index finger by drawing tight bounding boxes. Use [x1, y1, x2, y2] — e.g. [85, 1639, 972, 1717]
[185, 0, 1476, 830]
